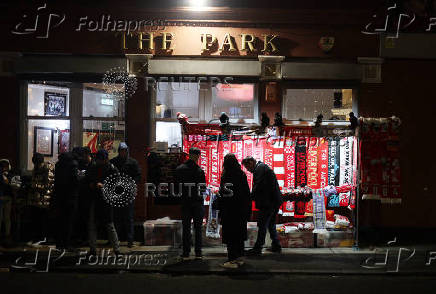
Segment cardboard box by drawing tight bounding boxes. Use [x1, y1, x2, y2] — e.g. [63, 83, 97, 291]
[316, 230, 354, 247]
[143, 220, 182, 247]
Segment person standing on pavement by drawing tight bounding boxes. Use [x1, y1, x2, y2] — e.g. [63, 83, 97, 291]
[0, 159, 14, 246]
[218, 154, 251, 269]
[86, 149, 120, 256]
[242, 156, 283, 255]
[53, 152, 80, 250]
[75, 147, 94, 246]
[110, 142, 141, 248]
[175, 147, 206, 260]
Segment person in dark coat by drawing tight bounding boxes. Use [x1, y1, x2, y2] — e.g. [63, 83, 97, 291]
[86, 149, 120, 255]
[242, 156, 283, 255]
[54, 152, 80, 250]
[175, 147, 206, 260]
[218, 153, 251, 269]
[73, 147, 94, 246]
[110, 142, 141, 248]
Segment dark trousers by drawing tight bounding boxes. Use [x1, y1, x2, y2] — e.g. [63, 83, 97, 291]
[254, 207, 280, 249]
[182, 202, 204, 255]
[56, 198, 78, 248]
[114, 201, 135, 243]
[227, 240, 245, 261]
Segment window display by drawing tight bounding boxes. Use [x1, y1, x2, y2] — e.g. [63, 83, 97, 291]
[28, 83, 69, 117]
[26, 119, 70, 170]
[282, 89, 353, 121]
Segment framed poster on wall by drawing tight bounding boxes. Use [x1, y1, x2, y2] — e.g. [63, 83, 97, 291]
[44, 92, 67, 116]
[34, 127, 54, 157]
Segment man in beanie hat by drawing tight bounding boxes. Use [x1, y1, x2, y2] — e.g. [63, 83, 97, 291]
[110, 142, 141, 248]
[175, 147, 206, 260]
[86, 149, 120, 255]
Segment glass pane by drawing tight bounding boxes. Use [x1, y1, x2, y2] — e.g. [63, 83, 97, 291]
[155, 82, 199, 119]
[83, 83, 124, 118]
[156, 121, 182, 148]
[27, 119, 70, 170]
[27, 83, 69, 116]
[212, 83, 254, 120]
[283, 89, 353, 121]
[83, 120, 126, 160]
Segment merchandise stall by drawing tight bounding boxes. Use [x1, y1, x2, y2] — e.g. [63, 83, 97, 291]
[144, 116, 401, 248]
[181, 122, 359, 248]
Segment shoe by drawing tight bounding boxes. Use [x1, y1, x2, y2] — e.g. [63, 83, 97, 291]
[246, 248, 262, 256]
[235, 257, 245, 266]
[179, 254, 190, 261]
[271, 244, 282, 253]
[127, 242, 134, 248]
[195, 254, 203, 260]
[220, 261, 239, 269]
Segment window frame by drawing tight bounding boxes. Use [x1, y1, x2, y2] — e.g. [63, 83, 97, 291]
[20, 80, 127, 171]
[281, 80, 359, 125]
[151, 80, 259, 147]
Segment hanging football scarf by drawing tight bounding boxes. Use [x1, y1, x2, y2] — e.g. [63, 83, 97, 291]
[282, 137, 296, 216]
[307, 137, 319, 189]
[349, 137, 358, 209]
[328, 139, 340, 186]
[209, 140, 220, 188]
[243, 138, 254, 188]
[317, 138, 329, 188]
[339, 137, 353, 207]
[295, 137, 307, 188]
[206, 192, 220, 238]
[312, 188, 327, 232]
[273, 140, 285, 190]
[263, 140, 274, 169]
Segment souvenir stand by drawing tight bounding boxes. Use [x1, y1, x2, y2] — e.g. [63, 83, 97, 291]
[182, 122, 360, 248]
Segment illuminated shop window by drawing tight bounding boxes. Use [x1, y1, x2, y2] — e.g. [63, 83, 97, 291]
[82, 120, 125, 160]
[26, 119, 70, 170]
[211, 83, 255, 121]
[83, 83, 124, 118]
[155, 82, 199, 119]
[27, 83, 69, 117]
[23, 82, 126, 170]
[283, 89, 353, 121]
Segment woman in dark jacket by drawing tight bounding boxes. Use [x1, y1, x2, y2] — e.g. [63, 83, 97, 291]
[218, 153, 251, 269]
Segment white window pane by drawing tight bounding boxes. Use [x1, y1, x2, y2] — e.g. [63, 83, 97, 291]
[283, 89, 353, 120]
[212, 83, 254, 120]
[83, 84, 124, 118]
[156, 82, 199, 119]
[27, 84, 69, 116]
[156, 121, 182, 148]
[27, 119, 70, 170]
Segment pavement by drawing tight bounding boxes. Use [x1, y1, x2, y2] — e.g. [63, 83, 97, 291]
[1, 242, 436, 275]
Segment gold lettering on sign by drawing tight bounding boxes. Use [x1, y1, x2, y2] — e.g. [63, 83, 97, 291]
[122, 33, 128, 49]
[161, 32, 174, 50]
[241, 34, 255, 51]
[201, 33, 217, 51]
[138, 32, 154, 50]
[262, 35, 278, 52]
[219, 33, 236, 51]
